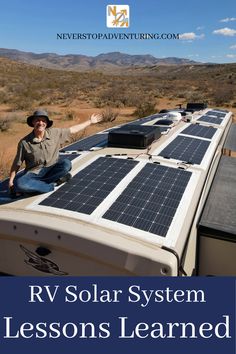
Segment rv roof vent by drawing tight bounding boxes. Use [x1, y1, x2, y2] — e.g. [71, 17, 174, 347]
[154, 119, 173, 126]
[166, 112, 182, 121]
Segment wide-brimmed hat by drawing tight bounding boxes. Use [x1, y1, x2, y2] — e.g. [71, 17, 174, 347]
[27, 110, 53, 128]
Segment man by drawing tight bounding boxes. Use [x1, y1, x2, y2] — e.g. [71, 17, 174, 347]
[9, 109, 103, 195]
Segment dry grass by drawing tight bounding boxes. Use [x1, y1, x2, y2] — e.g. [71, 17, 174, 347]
[101, 107, 119, 122]
[0, 150, 13, 180]
[0, 57, 235, 180]
[1, 57, 236, 111]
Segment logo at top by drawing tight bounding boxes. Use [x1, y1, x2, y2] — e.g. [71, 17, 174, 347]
[106, 5, 130, 28]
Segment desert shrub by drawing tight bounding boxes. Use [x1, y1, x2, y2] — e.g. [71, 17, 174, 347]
[212, 87, 234, 105]
[97, 87, 127, 107]
[185, 91, 206, 102]
[133, 101, 156, 118]
[12, 112, 25, 124]
[96, 83, 152, 108]
[0, 114, 17, 131]
[12, 96, 33, 110]
[0, 120, 12, 132]
[0, 91, 8, 104]
[175, 90, 189, 99]
[0, 113, 20, 131]
[64, 110, 75, 121]
[101, 107, 119, 122]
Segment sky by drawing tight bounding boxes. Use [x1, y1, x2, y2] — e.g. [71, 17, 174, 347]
[0, 0, 236, 63]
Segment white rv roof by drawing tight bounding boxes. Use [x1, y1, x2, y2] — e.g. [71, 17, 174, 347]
[0, 108, 233, 260]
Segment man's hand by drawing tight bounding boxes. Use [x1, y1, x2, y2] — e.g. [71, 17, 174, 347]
[90, 113, 103, 124]
[9, 180, 14, 189]
[70, 113, 103, 134]
[8, 179, 15, 195]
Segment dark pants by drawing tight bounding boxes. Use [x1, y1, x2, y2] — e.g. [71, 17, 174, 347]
[15, 159, 72, 194]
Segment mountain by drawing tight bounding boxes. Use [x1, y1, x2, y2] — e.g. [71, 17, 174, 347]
[0, 48, 200, 72]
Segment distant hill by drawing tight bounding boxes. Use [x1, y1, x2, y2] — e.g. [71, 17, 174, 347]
[0, 54, 235, 113]
[0, 48, 200, 71]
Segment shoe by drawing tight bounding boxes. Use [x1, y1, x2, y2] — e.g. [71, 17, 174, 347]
[55, 173, 72, 186]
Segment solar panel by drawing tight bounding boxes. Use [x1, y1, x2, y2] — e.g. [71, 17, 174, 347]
[213, 109, 228, 113]
[205, 111, 216, 116]
[103, 127, 118, 132]
[39, 157, 138, 214]
[61, 133, 108, 152]
[126, 113, 165, 125]
[213, 112, 226, 118]
[206, 111, 226, 118]
[158, 136, 210, 164]
[181, 124, 217, 139]
[59, 154, 80, 161]
[0, 171, 25, 200]
[103, 163, 192, 237]
[0, 178, 10, 194]
[197, 115, 223, 125]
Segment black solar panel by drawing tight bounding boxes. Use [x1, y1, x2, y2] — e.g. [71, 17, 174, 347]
[103, 163, 191, 237]
[205, 111, 226, 118]
[103, 127, 118, 132]
[0, 178, 10, 194]
[213, 109, 228, 113]
[0, 171, 25, 201]
[197, 115, 223, 125]
[126, 113, 166, 125]
[181, 124, 217, 139]
[39, 157, 138, 214]
[59, 154, 80, 161]
[0, 170, 25, 192]
[158, 136, 210, 164]
[61, 133, 108, 152]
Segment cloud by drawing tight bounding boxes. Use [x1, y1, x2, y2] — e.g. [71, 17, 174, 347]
[220, 17, 236, 23]
[213, 27, 236, 36]
[196, 26, 204, 30]
[179, 32, 205, 40]
[226, 54, 236, 58]
[187, 54, 199, 57]
[230, 44, 236, 49]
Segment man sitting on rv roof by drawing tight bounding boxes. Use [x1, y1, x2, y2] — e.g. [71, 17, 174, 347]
[9, 110, 103, 196]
